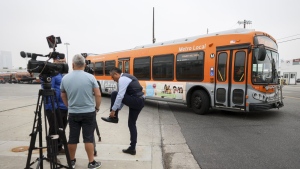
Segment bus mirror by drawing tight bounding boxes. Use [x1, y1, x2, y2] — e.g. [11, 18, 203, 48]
[257, 46, 266, 61]
[248, 45, 251, 54]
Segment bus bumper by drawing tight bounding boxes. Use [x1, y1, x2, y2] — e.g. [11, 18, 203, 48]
[249, 101, 284, 111]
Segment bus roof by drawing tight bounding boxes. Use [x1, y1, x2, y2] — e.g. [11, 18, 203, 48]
[87, 28, 274, 59]
[134, 28, 255, 49]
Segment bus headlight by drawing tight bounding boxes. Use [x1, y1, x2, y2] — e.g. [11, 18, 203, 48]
[252, 92, 267, 101]
[252, 92, 276, 102]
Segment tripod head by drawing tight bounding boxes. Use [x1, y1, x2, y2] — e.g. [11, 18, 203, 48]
[41, 75, 52, 90]
[40, 72, 59, 90]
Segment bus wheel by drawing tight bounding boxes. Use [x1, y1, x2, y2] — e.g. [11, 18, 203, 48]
[191, 90, 209, 115]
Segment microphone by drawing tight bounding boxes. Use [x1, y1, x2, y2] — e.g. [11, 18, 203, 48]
[20, 51, 44, 58]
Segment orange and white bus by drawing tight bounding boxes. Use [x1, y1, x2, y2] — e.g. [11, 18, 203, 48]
[86, 28, 284, 114]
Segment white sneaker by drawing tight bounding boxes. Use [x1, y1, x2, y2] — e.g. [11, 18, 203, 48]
[87, 161, 102, 169]
[71, 159, 76, 169]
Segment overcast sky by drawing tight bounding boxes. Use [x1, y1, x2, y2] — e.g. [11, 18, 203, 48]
[1, 0, 299, 68]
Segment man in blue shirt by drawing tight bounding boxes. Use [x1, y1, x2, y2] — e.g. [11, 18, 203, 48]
[101, 67, 145, 155]
[41, 57, 68, 160]
[61, 54, 102, 169]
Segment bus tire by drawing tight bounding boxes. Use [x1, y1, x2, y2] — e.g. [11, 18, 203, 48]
[191, 90, 209, 115]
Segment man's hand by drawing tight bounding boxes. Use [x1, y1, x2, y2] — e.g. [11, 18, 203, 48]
[95, 107, 99, 113]
[110, 110, 116, 117]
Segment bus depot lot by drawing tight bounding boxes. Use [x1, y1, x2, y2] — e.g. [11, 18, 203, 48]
[2, 83, 300, 169]
[168, 85, 300, 169]
[0, 84, 199, 169]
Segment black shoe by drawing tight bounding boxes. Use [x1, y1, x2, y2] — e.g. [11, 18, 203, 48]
[101, 116, 119, 123]
[122, 147, 136, 155]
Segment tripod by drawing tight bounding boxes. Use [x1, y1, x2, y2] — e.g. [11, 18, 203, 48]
[93, 121, 101, 156]
[25, 80, 72, 169]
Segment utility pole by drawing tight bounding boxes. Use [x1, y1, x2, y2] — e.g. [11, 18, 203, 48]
[152, 7, 156, 44]
[238, 20, 252, 28]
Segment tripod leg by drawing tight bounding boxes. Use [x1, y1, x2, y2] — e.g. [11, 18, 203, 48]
[93, 137, 97, 156]
[46, 135, 59, 169]
[37, 93, 45, 169]
[51, 92, 74, 168]
[94, 121, 100, 156]
[25, 91, 44, 169]
[95, 121, 101, 142]
[58, 128, 72, 168]
[25, 129, 38, 169]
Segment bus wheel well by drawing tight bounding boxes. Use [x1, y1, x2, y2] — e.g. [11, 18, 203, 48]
[187, 87, 210, 107]
[187, 87, 211, 112]
[97, 81, 104, 95]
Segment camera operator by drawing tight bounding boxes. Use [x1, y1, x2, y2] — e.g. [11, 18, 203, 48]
[41, 56, 68, 159]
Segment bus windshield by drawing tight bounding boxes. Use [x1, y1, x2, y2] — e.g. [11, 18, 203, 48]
[252, 48, 279, 84]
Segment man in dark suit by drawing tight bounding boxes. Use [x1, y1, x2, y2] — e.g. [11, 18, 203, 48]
[101, 67, 144, 155]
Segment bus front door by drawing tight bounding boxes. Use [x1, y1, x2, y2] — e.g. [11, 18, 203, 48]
[215, 48, 248, 111]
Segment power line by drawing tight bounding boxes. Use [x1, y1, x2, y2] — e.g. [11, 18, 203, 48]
[228, 22, 238, 29]
[278, 37, 300, 43]
[277, 34, 300, 40]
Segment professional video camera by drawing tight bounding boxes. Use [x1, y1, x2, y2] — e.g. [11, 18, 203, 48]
[23, 35, 72, 169]
[20, 35, 68, 76]
[81, 53, 94, 74]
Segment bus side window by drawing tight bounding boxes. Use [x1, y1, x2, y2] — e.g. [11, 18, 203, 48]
[133, 57, 151, 80]
[176, 51, 204, 81]
[105, 60, 116, 75]
[153, 54, 174, 80]
[95, 62, 104, 76]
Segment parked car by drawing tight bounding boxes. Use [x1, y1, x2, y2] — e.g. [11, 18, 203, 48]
[296, 79, 300, 83]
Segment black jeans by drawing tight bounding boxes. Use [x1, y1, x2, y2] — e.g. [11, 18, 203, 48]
[111, 91, 144, 149]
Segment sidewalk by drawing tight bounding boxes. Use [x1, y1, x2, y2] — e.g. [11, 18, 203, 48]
[0, 84, 199, 169]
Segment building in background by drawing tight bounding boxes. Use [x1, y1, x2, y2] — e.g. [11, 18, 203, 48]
[0, 51, 13, 69]
[279, 58, 300, 85]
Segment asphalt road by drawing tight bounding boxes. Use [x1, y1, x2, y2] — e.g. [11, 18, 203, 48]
[168, 84, 300, 169]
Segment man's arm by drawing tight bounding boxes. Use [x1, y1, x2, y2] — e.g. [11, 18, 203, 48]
[93, 87, 101, 111]
[111, 76, 131, 111]
[61, 91, 68, 107]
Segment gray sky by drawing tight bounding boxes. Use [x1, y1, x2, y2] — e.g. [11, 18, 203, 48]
[1, 0, 299, 68]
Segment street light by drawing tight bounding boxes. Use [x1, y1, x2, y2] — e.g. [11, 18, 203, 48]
[64, 43, 70, 64]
